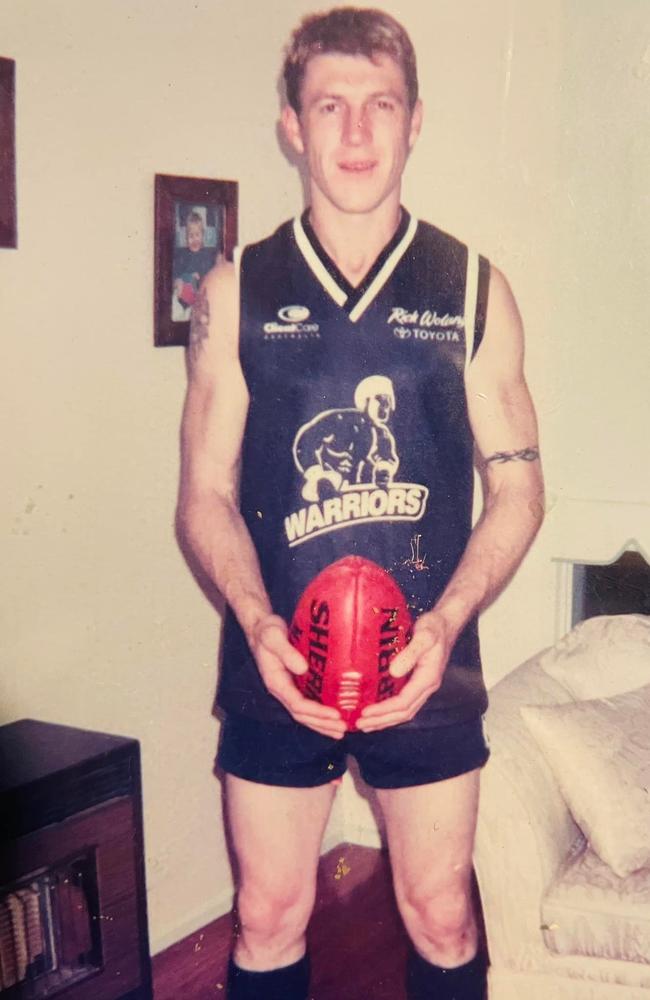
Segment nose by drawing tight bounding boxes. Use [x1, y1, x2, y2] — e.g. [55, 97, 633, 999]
[342, 106, 370, 146]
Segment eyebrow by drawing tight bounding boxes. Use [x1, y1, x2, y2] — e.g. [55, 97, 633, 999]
[308, 89, 406, 108]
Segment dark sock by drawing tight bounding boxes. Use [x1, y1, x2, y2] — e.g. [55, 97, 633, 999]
[406, 948, 487, 1000]
[226, 953, 310, 1000]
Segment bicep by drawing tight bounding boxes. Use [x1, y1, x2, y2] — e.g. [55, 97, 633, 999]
[465, 266, 542, 492]
[179, 263, 248, 502]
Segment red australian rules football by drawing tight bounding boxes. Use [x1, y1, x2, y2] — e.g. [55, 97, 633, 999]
[289, 556, 413, 731]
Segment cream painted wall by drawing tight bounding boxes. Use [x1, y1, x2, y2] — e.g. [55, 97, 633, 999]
[1, 0, 648, 952]
[548, 0, 650, 505]
[0, 0, 323, 954]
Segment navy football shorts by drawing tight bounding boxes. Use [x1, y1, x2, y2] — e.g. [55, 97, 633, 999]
[217, 713, 490, 789]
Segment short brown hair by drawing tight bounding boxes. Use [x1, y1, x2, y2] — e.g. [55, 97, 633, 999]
[283, 7, 418, 114]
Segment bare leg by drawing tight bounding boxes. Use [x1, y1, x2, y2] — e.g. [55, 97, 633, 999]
[377, 768, 481, 968]
[225, 774, 337, 971]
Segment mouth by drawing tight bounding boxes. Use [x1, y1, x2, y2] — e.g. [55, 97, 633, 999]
[338, 160, 378, 174]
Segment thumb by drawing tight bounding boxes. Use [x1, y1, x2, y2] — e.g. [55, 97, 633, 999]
[258, 618, 308, 676]
[281, 639, 309, 677]
[389, 636, 423, 679]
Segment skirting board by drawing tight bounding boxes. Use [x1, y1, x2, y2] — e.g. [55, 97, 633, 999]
[151, 815, 348, 956]
[151, 885, 234, 956]
[344, 821, 383, 850]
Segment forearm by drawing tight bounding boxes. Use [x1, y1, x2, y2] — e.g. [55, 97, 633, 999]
[433, 475, 544, 638]
[177, 489, 271, 639]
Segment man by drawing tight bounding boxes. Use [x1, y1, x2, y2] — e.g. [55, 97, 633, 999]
[177, 7, 544, 999]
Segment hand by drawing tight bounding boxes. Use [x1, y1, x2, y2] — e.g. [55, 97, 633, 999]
[356, 612, 455, 733]
[248, 614, 346, 739]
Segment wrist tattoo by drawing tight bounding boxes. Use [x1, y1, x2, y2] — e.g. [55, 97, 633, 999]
[486, 446, 540, 465]
[188, 286, 210, 361]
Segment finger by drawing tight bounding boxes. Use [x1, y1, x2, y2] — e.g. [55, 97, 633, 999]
[292, 699, 343, 722]
[283, 697, 346, 736]
[258, 651, 342, 720]
[356, 689, 431, 733]
[270, 670, 342, 721]
[293, 716, 347, 739]
[360, 665, 440, 719]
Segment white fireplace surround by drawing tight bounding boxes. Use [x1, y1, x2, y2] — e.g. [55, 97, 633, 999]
[548, 498, 650, 638]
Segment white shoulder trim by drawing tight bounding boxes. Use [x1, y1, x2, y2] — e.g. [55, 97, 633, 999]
[233, 244, 243, 276]
[463, 249, 479, 370]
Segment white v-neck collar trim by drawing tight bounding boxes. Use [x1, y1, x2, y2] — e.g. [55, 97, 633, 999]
[348, 214, 418, 323]
[292, 213, 419, 323]
[292, 216, 348, 307]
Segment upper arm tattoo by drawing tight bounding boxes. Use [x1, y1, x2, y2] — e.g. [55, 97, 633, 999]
[188, 285, 210, 363]
[485, 447, 540, 465]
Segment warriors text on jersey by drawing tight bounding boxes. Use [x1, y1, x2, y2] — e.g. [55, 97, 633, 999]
[217, 209, 491, 728]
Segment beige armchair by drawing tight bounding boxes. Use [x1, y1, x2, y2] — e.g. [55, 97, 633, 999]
[474, 615, 650, 1000]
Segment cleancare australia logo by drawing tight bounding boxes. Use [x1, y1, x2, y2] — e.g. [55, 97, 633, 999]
[388, 306, 464, 343]
[284, 375, 428, 547]
[264, 303, 320, 339]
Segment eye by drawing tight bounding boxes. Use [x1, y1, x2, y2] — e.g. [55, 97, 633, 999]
[319, 100, 340, 115]
[375, 97, 396, 112]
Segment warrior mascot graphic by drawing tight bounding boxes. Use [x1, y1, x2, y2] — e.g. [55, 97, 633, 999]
[294, 376, 399, 502]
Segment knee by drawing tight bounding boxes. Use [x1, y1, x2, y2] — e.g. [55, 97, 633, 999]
[399, 882, 474, 955]
[237, 880, 313, 945]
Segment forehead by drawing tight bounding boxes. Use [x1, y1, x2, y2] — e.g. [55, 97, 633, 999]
[300, 51, 408, 104]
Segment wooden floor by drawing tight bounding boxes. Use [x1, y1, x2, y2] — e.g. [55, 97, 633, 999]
[153, 843, 411, 999]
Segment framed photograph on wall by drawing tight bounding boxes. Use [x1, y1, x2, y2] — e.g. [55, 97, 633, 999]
[0, 57, 17, 249]
[154, 174, 238, 347]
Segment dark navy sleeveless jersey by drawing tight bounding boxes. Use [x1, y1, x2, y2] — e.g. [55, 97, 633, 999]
[217, 209, 491, 728]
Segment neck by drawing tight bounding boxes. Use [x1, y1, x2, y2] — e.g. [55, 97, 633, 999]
[308, 192, 403, 287]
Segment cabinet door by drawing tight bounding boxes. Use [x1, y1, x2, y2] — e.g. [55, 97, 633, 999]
[1, 796, 148, 1000]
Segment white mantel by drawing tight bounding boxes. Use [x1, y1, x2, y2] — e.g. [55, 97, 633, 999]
[546, 498, 650, 637]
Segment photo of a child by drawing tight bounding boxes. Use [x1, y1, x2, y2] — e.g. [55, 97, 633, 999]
[171, 203, 223, 321]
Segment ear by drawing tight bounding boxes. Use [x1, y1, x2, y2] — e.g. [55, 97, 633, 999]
[281, 104, 305, 155]
[407, 98, 423, 150]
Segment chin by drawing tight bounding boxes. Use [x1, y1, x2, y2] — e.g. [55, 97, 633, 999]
[326, 184, 395, 216]
[323, 167, 403, 216]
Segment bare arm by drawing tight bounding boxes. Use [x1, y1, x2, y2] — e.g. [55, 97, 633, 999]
[434, 264, 544, 630]
[177, 262, 344, 737]
[359, 265, 544, 731]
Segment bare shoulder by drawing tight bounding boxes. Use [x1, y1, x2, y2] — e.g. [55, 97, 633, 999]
[465, 261, 540, 460]
[202, 257, 238, 300]
[188, 258, 239, 375]
[468, 263, 524, 382]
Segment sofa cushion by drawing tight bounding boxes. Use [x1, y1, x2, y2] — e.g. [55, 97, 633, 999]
[539, 614, 650, 699]
[542, 844, 650, 964]
[521, 684, 650, 877]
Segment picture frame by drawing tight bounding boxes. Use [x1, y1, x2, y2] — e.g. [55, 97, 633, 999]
[154, 174, 238, 347]
[0, 57, 17, 249]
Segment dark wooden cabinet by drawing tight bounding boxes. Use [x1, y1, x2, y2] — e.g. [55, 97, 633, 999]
[0, 720, 152, 1000]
